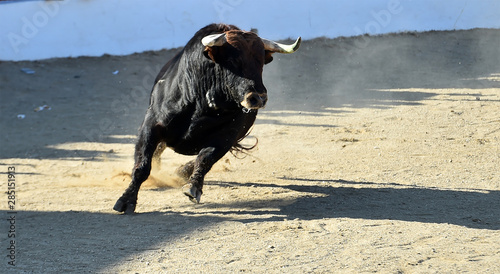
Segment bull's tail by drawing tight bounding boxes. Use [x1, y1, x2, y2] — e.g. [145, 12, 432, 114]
[230, 129, 258, 158]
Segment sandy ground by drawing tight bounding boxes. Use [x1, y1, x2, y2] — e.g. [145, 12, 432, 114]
[1, 28, 500, 273]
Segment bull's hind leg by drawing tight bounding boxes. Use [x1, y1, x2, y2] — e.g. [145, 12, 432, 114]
[182, 146, 229, 203]
[113, 121, 163, 214]
[152, 142, 167, 171]
[175, 160, 195, 180]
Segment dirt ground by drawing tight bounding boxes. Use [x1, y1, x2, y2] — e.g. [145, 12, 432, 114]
[1, 28, 500, 273]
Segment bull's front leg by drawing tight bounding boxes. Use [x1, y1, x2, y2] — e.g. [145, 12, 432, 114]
[113, 117, 163, 214]
[182, 146, 229, 203]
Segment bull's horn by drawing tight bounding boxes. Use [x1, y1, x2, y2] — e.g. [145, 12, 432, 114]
[201, 33, 226, 47]
[262, 37, 301, 53]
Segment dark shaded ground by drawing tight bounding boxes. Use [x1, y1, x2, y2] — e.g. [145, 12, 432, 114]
[1, 29, 499, 160]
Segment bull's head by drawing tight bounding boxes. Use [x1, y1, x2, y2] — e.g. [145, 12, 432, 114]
[202, 30, 301, 111]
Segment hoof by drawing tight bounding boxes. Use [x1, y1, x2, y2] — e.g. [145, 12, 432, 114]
[113, 199, 136, 214]
[182, 183, 202, 204]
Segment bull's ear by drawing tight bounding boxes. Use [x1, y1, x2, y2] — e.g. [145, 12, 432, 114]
[264, 51, 274, 64]
[203, 47, 213, 60]
[203, 46, 219, 62]
[202, 33, 226, 63]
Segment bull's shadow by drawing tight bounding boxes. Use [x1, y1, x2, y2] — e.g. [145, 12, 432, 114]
[3, 179, 498, 272]
[193, 179, 500, 230]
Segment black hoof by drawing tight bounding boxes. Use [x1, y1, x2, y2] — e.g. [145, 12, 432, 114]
[113, 199, 136, 214]
[182, 183, 202, 204]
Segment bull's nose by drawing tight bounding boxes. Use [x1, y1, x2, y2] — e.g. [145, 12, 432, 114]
[241, 92, 267, 110]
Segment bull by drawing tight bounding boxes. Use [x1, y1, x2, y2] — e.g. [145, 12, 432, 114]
[113, 23, 301, 214]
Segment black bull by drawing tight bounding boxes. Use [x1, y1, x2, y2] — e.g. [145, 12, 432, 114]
[114, 23, 301, 214]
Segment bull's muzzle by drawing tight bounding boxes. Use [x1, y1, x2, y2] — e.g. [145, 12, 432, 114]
[241, 92, 267, 110]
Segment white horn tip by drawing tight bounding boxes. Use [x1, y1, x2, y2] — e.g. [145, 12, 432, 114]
[292, 37, 302, 52]
[280, 37, 302, 53]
